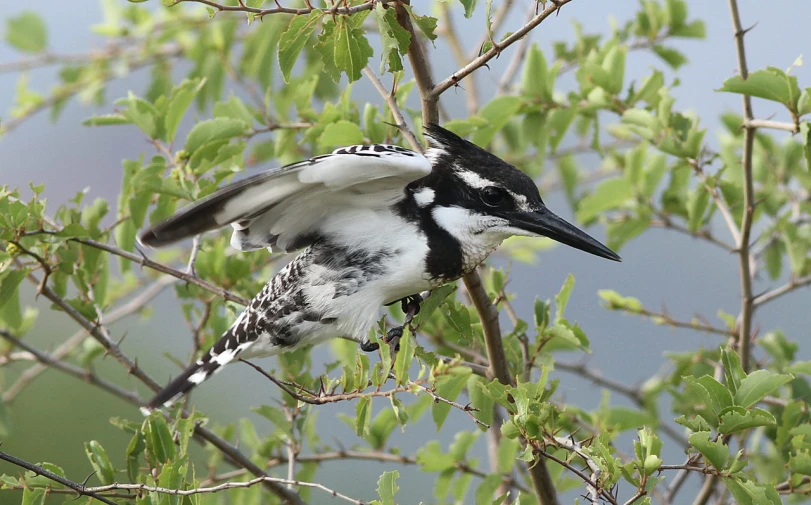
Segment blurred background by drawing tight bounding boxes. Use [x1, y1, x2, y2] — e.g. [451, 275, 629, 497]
[1, 1, 810, 503]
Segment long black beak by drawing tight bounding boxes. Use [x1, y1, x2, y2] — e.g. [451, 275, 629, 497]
[509, 208, 621, 262]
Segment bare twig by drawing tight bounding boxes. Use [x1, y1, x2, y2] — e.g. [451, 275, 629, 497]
[431, 0, 573, 98]
[3, 276, 177, 403]
[74, 237, 249, 305]
[0, 328, 144, 407]
[83, 477, 363, 504]
[9, 265, 302, 503]
[241, 359, 489, 428]
[362, 67, 421, 151]
[752, 274, 811, 307]
[744, 118, 799, 133]
[728, 0, 756, 373]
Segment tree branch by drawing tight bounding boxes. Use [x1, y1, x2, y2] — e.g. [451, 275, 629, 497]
[431, 0, 572, 98]
[728, 0, 756, 373]
[10, 266, 303, 503]
[0, 451, 118, 505]
[74, 237, 249, 305]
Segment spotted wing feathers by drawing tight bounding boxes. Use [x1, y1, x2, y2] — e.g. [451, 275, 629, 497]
[138, 144, 431, 252]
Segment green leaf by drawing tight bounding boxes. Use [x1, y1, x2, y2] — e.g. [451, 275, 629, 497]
[404, 5, 437, 42]
[548, 104, 578, 152]
[165, 78, 206, 142]
[459, 0, 476, 18]
[319, 120, 365, 148]
[670, 20, 706, 39]
[521, 45, 551, 101]
[5, 11, 47, 53]
[718, 67, 797, 111]
[652, 45, 688, 69]
[717, 407, 776, 435]
[689, 431, 729, 470]
[84, 441, 115, 485]
[789, 450, 811, 476]
[722, 478, 781, 505]
[374, 4, 410, 73]
[185, 118, 248, 154]
[0, 270, 27, 310]
[144, 413, 175, 465]
[763, 240, 783, 279]
[554, 274, 574, 323]
[82, 114, 131, 127]
[393, 330, 415, 386]
[801, 122, 811, 171]
[432, 371, 470, 430]
[475, 474, 502, 505]
[21, 488, 45, 505]
[417, 440, 456, 472]
[721, 348, 746, 395]
[114, 93, 160, 139]
[355, 396, 372, 437]
[598, 290, 643, 311]
[734, 370, 793, 407]
[471, 96, 522, 146]
[683, 375, 733, 419]
[576, 178, 634, 222]
[376, 470, 399, 505]
[278, 10, 323, 82]
[601, 45, 626, 94]
[334, 16, 374, 82]
[687, 186, 710, 232]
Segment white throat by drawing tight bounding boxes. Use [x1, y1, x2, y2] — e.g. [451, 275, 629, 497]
[431, 206, 508, 271]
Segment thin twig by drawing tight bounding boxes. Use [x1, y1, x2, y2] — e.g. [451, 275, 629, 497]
[752, 274, 811, 307]
[727, 0, 756, 373]
[10, 268, 302, 503]
[362, 67, 421, 151]
[3, 276, 176, 403]
[76, 477, 365, 504]
[0, 451, 118, 505]
[431, 0, 573, 98]
[75, 237, 249, 305]
[175, 0, 382, 17]
[744, 118, 799, 133]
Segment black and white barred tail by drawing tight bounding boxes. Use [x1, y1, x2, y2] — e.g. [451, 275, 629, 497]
[142, 328, 251, 413]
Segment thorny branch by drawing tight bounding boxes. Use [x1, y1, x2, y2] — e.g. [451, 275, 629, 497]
[6, 255, 303, 503]
[391, 2, 575, 503]
[174, 0, 386, 18]
[0, 452, 364, 505]
[728, 0, 756, 374]
[0, 451, 118, 505]
[431, 0, 573, 98]
[240, 359, 489, 428]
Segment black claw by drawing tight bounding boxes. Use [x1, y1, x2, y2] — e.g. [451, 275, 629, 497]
[360, 340, 379, 353]
[400, 294, 423, 316]
[385, 327, 403, 352]
[385, 326, 403, 343]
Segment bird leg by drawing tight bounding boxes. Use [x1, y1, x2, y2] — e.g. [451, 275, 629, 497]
[360, 293, 423, 353]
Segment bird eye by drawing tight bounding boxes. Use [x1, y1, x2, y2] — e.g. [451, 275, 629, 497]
[481, 186, 506, 207]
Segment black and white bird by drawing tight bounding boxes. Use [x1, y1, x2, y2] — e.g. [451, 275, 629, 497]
[140, 124, 620, 410]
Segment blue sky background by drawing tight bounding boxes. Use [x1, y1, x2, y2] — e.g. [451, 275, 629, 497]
[2, 1, 811, 503]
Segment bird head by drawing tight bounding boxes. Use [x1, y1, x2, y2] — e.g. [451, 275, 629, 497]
[418, 124, 621, 262]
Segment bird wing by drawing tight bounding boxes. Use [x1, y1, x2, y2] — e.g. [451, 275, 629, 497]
[138, 144, 431, 252]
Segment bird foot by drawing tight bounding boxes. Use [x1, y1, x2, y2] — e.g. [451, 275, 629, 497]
[385, 326, 403, 351]
[359, 293, 424, 353]
[360, 340, 379, 353]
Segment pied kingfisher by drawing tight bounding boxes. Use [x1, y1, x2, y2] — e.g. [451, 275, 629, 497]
[140, 124, 620, 410]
